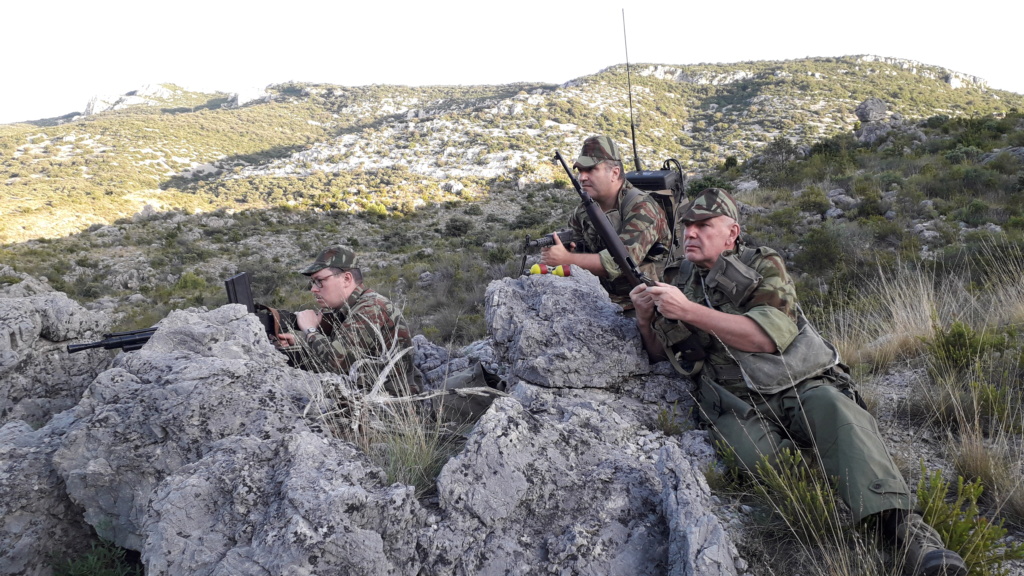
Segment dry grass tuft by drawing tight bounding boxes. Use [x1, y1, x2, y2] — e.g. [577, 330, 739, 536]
[296, 315, 464, 498]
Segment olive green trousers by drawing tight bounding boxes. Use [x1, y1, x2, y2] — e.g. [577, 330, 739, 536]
[699, 378, 912, 523]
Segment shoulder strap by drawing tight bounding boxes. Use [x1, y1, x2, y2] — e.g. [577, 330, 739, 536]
[617, 186, 643, 234]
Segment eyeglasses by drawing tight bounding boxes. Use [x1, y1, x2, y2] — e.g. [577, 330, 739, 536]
[308, 271, 343, 290]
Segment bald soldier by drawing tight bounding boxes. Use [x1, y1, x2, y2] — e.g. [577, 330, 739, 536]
[278, 244, 417, 395]
[541, 135, 671, 311]
[630, 188, 966, 576]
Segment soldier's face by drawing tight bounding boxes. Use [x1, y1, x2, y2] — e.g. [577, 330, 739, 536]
[577, 161, 619, 204]
[682, 216, 740, 269]
[309, 269, 356, 309]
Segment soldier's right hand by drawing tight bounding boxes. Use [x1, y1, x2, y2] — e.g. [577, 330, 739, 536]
[540, 232, 573, 265]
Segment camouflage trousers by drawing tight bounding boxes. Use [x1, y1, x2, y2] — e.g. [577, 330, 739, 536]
[699, 377, 912, 523]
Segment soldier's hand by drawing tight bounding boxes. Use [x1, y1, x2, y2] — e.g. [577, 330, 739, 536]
[630, 284, 657, 324]
[540, 232, 572, 265]
[295, 309, 323, 331]
[277, 333, 296, 347]
[644, 282, 691, 321]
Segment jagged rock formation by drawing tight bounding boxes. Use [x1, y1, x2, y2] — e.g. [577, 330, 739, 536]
[0, 266, 111, 427]
[0, 267, 742, 575]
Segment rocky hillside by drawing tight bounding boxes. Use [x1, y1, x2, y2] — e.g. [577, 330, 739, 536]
[2, 54, 1022, 347]
[2, 55, 1021, 244]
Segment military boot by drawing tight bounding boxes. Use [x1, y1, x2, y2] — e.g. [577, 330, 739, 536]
[895, 513, 968, 576]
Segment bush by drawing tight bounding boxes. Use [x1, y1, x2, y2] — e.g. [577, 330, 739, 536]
[925, 321, 1011, 375]
[444, 217, 473, 237]
[753, 449, 845, 547]
[797, 186, 831, 215]
[687, 174, 734, 196]
[174, 271, 207, 292]
[917, 465, 1024, 573]
[794, 226, 843, 274]
[960, 199, 990, 227]
[51, 536, 142, 576]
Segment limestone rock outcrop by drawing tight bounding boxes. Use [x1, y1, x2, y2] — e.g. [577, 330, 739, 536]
[0, 268, 742, 575]
[1, 265, 111, 427]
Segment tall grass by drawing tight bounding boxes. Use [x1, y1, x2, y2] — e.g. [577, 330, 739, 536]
[295, 310, 464, 498]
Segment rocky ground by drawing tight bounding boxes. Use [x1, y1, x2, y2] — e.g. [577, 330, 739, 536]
[867, 366, 1024, 576]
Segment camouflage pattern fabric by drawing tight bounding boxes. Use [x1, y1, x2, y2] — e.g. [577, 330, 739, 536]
[568, 180, 672, 306]
[679, 187, 740, 224]
[671, 245, 798, 398]
[573, 135, 623, 169]
[299, 244, 358, 275]
[296, 285, 417, 396]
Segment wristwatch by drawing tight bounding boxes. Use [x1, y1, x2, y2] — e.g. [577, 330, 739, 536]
[304, 327, 318, 337]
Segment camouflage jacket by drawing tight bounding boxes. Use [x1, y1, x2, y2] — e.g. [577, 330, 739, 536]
[298, 285, 417, 395]
[568, 180, 672, 305]
[671, 245, 799, 397]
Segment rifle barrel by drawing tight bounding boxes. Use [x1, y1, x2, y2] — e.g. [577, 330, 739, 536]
[67, 331, 155, 354]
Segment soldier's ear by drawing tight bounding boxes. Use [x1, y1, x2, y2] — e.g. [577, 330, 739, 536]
[728, 222, 741, 244]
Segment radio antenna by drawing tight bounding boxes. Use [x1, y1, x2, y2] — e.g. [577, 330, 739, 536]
[622, 9, 642, 171]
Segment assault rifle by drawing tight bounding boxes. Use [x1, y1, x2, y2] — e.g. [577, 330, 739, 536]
[67, 272, 288, 355]
[527, 229, 578, 249]
[553, 150, 655, 288]
[516, 229, 587, 277]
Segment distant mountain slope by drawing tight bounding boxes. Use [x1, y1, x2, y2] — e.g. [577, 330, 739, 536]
[2, 55, 1020, 244]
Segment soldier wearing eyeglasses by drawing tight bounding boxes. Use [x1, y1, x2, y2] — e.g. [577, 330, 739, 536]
[277, 244, 417, 395]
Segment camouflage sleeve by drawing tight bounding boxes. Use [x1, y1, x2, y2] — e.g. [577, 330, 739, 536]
[568, 206, 584, 241]
[303, 297, 406, 375]
[599, 195, 671, 280]
[742, 250, 800, 352]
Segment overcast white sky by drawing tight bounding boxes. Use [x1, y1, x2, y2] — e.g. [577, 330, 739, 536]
[2, 0, 1021, 125]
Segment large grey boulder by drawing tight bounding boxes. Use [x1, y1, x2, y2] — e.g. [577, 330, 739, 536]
[855, 98, 888, 123]
[49, 304, 426, 574]
[1, 266, 111, 427]
[486, 269, 648, 388]
[0, 413, 95, 575]
[0, 269, 744, 576]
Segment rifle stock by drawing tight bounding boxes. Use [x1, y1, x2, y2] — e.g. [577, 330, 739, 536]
[553, 150, 654, 288]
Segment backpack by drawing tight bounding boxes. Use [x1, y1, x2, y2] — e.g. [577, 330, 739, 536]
[624, 161, 687, 266]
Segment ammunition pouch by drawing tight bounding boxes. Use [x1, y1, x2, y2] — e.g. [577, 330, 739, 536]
[705, 253, 762, 308]
[652, 315, 706, 376]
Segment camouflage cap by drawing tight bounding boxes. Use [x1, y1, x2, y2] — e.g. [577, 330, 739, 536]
[299, 245, 358, 276]
[573, 135, 622, 169]
[679, 188, 740, 224]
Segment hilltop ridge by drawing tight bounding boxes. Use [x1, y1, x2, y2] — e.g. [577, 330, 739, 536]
[2, 55, 1021, 245]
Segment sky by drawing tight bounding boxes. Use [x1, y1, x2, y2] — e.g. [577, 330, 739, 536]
[2, 0, 1022, 125]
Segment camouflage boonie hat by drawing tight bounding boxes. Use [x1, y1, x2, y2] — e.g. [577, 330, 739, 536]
[574, 135, 622, 169]
[679, 188, 740, 224]
[299, 245, 358, 276]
